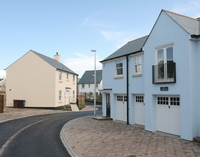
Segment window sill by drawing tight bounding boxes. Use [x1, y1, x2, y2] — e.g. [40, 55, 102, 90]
[132, 74, 142, 77]
[59, 81, 63, 83]
[114, 76, 123, 79]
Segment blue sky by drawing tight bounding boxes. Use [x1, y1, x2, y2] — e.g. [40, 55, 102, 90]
[1, 0, 200, 78]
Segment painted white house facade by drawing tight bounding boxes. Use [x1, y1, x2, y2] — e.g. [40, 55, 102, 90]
[100, 10, 200, 141]
[78, 70, 102, 97]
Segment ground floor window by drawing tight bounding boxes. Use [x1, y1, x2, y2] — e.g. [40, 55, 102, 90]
[59, 90, 62, 101]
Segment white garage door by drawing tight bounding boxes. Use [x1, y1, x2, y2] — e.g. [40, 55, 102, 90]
[156, 96, 180, 135]
[116, 95, 127, 122]
[135, 95, 145, 125]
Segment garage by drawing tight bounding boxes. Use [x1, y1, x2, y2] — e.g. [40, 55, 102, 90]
[135, 95, 145, 125]
[116, 95, 127, 122]
[156, 96, 180, 135]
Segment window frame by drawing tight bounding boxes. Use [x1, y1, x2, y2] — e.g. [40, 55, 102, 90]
[115, 60, 123, 76]
[59, 90, 62, 101]
[134, 54, 142, 75]
[154, 45, 175, 83]
[59, 71, 62, 80]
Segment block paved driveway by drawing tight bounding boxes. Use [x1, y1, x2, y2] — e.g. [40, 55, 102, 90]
[64, 116, 200, 157]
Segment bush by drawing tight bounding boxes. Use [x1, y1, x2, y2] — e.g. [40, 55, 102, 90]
[56, 105, 71, 111]
[78, 104, 86, 110]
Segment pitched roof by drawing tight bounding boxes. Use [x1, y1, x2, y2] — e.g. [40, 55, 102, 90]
[79, 70, 102, 84]
[163, 10, 199, 35]
[31, 50, 78, 75]
[101, 35, 148, 62]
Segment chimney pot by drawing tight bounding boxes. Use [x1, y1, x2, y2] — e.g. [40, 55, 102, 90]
[54, 52, 60, 62]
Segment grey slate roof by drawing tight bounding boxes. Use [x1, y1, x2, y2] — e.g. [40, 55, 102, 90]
[79, 70, 102, 84]
[31, 50, 77, 75]
[101, 35, 148, 62]
[164, 10, 199, 35]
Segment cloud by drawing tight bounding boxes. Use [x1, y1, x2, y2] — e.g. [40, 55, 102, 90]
[101, 31, 125, 41]
[64, 53, 103, 77]
[0, 70, 6, 78]
[81, 16, 113, 28]
[171, 0, 200, 18]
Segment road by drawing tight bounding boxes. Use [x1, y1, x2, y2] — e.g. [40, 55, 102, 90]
[0, 109, 98, 157]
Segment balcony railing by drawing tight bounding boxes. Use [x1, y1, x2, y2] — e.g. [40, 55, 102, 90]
[152, 62, 176, 84]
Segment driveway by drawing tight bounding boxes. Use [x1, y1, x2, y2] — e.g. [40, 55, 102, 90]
[64, 116, 200, 157]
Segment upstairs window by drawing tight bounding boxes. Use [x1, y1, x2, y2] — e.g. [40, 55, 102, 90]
[82, 84, 85, 88]
[73, 75, 75, 82]
[153, 46, 176, 84]
[116, 61, 123, 76]
[59, 72, 62, 80]
[134, 55, 142, 74]
[66, 73, 69, 80]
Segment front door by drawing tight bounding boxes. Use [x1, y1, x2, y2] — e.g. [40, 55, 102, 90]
[66, 90, 70, 105]
[106, 94, 110, 117]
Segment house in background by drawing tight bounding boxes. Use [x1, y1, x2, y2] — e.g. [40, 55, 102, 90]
[6, 50, 78, 108]
[0, 78, 6, 91]
[101, 9, 200, 141]
[78, 70, 102, 99]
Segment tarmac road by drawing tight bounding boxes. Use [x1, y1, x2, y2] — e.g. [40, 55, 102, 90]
[0, 111, 94, 157]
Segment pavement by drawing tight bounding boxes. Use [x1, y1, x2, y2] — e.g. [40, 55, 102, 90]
[1, 106, 200, 157]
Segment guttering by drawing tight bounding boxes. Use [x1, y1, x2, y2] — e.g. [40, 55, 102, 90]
[100, 50, 142, 63]
[126, 56, 129, 125]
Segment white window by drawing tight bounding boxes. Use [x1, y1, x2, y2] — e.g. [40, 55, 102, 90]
[154, 46, 175, 83]
[134, 55, 142, 74]
[59, 90, 62, 101]
[73, 91, 75, 98]
[59, 72, 62, 80]
[116, 61, 123, 76]
[136, 96, 144, 102]
[88, 84, 90, 88]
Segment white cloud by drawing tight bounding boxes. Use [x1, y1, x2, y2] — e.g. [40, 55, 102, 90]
[82, 16, 113, 28]
[64, 53, 103, 77]
[0, 70, 6, 78]
[171, 0, 200, 18]
[101, 31, 125, 41]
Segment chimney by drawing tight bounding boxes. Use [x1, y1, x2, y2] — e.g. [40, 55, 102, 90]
[54, 52, 60, 62]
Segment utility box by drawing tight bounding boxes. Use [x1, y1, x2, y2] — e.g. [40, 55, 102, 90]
[78, 94, 85, 105]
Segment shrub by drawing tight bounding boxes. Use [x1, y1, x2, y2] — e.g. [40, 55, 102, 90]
[56, 105, 71, 111]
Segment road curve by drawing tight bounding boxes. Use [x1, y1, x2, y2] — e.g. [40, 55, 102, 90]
[0, 111, 93, 157]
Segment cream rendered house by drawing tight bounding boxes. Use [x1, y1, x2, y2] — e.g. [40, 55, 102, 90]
[6, 50, 78, 108]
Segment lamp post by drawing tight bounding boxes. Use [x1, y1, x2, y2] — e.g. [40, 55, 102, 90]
[91, 49, 97, 116]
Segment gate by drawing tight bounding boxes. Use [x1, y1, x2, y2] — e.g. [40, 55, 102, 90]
[0, 92, 6, 113]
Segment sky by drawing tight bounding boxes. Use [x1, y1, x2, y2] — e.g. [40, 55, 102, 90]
[1, 0, 200, 78]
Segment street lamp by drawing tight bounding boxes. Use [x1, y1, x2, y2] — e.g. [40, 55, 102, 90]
[91, 49, 96, 116]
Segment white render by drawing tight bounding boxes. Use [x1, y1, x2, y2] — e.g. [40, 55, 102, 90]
[78, 81, 102, 94]
[6, 50, 77, 108]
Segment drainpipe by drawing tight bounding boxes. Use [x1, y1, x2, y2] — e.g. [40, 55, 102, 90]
[126, 56, 129, 125]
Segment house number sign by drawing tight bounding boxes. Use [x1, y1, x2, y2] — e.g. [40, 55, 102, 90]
[160, 87, 168, 91]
